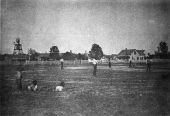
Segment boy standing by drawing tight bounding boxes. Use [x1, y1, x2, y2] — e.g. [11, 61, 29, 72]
[60, 58, 64, 70]
[129, 60, 132, 68]
[108, 58, 111, 68]
[146, 58, 151, 72]
[16, 70, 23, 91]
[92, 58, 98, 76]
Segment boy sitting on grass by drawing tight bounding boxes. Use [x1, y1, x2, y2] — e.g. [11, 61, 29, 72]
[28, 80, 38, 91]
[55, 81, 65, 92]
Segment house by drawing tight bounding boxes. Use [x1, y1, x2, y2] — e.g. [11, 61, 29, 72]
[110, 54, 118, 60]
[12, 54, 28, 62]
[3, 54, 13, 62]
[1, 54, 28, 64]
[62, 51, 76, 60]
[117, 48, 146, 62]
[37, 53, 50, 61]
[100, 56, 109, 63]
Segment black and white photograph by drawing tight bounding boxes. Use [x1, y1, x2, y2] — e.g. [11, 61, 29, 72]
[1, 0, 170, 115]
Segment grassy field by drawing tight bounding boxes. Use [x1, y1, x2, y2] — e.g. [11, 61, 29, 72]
[1, 63, 170, 116]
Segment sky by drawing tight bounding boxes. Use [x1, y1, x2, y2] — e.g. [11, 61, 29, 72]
[1, 0, 170, 54]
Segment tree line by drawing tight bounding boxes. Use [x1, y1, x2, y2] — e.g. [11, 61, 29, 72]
[18, 41, 170, 61]
[0, 41, 169, 61]
[28, 43, 104, 61]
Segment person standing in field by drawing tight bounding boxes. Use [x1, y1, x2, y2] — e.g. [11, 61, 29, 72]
[108, 58, 111, 68]
[129, 60, 132, 68]
[60, 58, 64, 70]
[92, 58, 98, 76]
[16, 70, 23, 91]
[146, 58, 151, 72]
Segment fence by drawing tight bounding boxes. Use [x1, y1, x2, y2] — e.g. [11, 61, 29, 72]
[0, 60, 89, 65]
[151, 59, 170, 63]
[1, 59, 170, 65]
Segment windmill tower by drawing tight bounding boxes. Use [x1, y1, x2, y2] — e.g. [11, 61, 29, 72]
[13, 38, 23, 55]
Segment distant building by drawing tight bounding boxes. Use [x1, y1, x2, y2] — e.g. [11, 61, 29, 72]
[110, 54, 118, 60]
[62, 51, 76, 60]
[4, 54, 13, 62]
[117, 48, 146, 62]
[100, 56, 109, 63]
[37, 53, 50, 61]
[12, 54, 28, 62]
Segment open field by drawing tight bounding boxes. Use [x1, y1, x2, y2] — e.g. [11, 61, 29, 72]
[1, 63, 170, 116]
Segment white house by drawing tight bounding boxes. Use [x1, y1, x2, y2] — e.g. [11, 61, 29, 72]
[118, 48, 146, 62]
[129, 50, 145, 62]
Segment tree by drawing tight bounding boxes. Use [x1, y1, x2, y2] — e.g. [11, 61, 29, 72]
[89, 43, 103, 60]
[159, 41, 168, 54]
[28, 48, 39, 61]
[49, 46, 60, 60]
[77, 53, 82, 60]
[157, 41, 168, 58]
[62, 52, 75, 60]
[77, 53, 82, 64]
